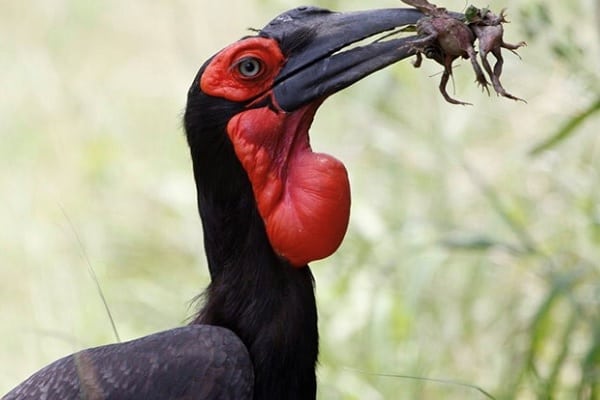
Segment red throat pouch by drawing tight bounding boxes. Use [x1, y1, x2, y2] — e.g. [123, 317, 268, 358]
[227, 104, 351, 267]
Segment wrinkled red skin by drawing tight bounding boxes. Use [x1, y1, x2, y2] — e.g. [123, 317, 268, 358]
[200, 36, 351, 267]
[226, 105, 351, 267]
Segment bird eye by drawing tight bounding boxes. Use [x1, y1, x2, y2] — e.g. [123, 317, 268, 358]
[237, 57, 263, 78]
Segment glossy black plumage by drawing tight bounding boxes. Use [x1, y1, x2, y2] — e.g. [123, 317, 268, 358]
[184, 62, 319, 400]
[4, 326, 252, 400]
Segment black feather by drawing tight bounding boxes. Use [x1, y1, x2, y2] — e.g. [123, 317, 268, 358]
[184, 63, 319, 400]
[4, 326, 252, 400]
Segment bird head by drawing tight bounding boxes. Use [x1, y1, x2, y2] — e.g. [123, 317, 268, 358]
[184, 6, 421, 268]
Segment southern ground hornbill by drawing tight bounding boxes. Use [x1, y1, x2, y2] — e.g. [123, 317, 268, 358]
[4, 6, 425, 400]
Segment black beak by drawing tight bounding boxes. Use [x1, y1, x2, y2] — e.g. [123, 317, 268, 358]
[260, 7, 424, 112]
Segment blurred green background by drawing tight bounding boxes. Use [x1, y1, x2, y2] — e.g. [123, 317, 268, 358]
[1, 0, 599, 398]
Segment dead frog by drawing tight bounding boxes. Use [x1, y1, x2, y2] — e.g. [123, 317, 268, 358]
[466, 6, 527, 102]
[401, 0, 526, 104]
[402, 0, 488, 105]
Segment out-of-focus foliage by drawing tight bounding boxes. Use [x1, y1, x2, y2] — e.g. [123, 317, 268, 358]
[1, 1, 599, 399]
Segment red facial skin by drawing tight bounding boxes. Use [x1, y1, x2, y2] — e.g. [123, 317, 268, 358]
[200, 37, 351, 267]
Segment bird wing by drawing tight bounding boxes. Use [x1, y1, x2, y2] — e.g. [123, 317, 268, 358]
[3, 325, 253, 400]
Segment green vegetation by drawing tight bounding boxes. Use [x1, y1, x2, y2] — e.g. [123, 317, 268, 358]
[1, 0, 598, 398]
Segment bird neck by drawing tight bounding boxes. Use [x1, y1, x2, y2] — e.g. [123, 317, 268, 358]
[188, 136, 318, 399]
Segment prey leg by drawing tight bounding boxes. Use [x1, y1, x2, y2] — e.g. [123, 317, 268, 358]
[502, 40, 527, 58]
[467, 47, 489, 94]
[413, 52, 423, 68]
[485, 48, 526, 102]
[439, 65, 471, 105]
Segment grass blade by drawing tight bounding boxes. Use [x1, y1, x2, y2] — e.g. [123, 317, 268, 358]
[530, 97, 600, 156]
[59, 205, 121, 343]
[347, 368, 496, 399]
